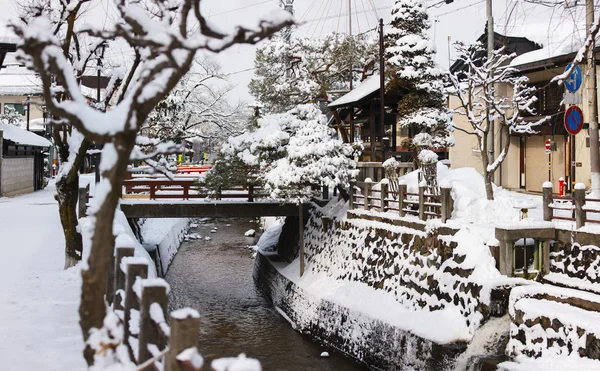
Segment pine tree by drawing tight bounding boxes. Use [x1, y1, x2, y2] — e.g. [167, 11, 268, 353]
[385, 0, 453, 176]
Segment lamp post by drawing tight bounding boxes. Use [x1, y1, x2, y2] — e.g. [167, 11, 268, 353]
[94, 41, 107, 183]
[24, 95, 31, 131]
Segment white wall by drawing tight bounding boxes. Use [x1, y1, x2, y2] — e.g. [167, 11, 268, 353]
[1, 157, 34, 196]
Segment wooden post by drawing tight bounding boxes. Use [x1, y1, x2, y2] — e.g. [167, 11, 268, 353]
[542, 183, 553, 221]
[399, 182, 407, 217]
[78, 182, 89, 218]
[165, 310, 200, 371]
[183, 183, 189, 200]
[138, 283, 169, 365]
[322, 184, 329, 200]
[217, 186, 222, 200]
[113, 247, 135, 310]
[419, 184, 426, 221]
[299, 203, 305, 277]
[380, 182, 388, 213]
[124, 261, 148, 358]
[363, 181, 372, 210]
[349, 180, 355, 210]
[574, 186, 586, 229]
[248, 184, 254, 202]
[441, 186, 452, 223]
[150, 184, 156, 200]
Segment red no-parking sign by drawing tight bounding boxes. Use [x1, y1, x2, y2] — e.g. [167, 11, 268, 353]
[564, 106, 584, 135]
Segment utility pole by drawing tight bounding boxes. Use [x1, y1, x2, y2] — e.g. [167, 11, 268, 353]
[280, 0, 295, 42]
[348, 0, 352, 36]
[487, 0, 495, 176]
[587, 0, 600, 193]
[380, 19, 386, 161]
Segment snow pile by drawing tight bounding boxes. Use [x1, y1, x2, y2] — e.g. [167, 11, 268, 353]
[211, 354, 262, 371]
[139, 218, 190, 274]
[250, 224, 283, 254]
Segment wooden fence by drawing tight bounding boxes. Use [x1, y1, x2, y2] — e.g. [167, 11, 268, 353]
[543, 184, 600, 228]
[108, 246, 203, 371]
[349, 180, 453, 223]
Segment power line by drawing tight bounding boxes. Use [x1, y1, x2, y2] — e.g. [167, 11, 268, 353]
[434, 0, 486, 17]
[208, 0, 273, 18]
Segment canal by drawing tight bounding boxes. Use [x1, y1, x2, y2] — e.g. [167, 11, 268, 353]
[165, 217, 368, 370]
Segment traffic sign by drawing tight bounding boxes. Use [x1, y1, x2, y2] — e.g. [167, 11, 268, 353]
[545, 139, 551, 154]
[564, 64, 583, 93]
[564, 106, 584, 135]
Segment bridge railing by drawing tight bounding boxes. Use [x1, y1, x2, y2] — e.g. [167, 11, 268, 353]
[122, 179, 264, 201]
[109, 246, 202, 371]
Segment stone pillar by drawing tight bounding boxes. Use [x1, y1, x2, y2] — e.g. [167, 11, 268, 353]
[542, 183, 553, 221]
[542, 240, 551, 274]
[574, 185, 586, 229]
[498, 239, 514, 277]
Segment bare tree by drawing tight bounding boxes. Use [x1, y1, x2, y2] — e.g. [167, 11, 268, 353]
[12, 0, 293, 364]
[448, 42, 549, 200]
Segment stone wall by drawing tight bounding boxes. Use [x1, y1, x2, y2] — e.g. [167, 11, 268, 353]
[253, 252, 466, 370]
[304, 214, 509, 331]
[550, 242, 600, 285]
[1, 157, 34, 196]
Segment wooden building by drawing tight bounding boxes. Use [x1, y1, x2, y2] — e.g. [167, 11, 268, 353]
[328, 75, 404, 162]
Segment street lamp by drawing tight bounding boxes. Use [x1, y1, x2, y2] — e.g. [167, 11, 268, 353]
[95, 41, 108, 104]
[94, 41, 108, 183]
[23, 95, 31, 131]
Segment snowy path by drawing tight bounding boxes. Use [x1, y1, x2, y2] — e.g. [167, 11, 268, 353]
[0, 182, 85, 370]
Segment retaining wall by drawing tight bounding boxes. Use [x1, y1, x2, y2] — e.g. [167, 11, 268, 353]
[1, 157, 34, 196]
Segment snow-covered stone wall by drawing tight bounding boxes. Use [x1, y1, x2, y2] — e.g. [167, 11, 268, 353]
[304, 214, 509, 335]
[255, 202, 517, 369]
[507, 285, 600, 362]
[550, 242, 600, 286]
[254, 251, 465, 370]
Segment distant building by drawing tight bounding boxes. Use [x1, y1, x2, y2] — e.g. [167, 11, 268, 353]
[447, 30, 593, 192]
[0, 123, 51, 196]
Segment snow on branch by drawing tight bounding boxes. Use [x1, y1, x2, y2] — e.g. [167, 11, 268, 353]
[552, 15, 600, 84]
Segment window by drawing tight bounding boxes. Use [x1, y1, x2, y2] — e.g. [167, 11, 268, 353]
[4, 103, 25, 116]
[528, 82, 563, 116]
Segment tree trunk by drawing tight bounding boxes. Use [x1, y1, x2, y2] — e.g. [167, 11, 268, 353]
[57, 174, 84, 269]
[79, 134, 136, 365]
[484, 171, 494, 200]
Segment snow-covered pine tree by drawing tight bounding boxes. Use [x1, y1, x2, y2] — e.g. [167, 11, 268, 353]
[385, 0, 453, 180]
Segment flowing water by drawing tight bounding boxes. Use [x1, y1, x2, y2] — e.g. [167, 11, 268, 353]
[165, 217, 368, 371]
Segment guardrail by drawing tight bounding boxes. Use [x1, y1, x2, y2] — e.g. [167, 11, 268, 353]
[349, 179, 453, 223]
[543, 183, 600, 228]
[356, 162, 414, 183]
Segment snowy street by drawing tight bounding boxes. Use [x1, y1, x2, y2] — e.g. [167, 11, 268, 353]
[0, 181, 85, 370]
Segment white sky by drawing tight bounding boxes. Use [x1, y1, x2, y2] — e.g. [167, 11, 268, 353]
[0, 0, 591, 104]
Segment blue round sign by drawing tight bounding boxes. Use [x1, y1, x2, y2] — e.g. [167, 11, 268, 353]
[564, 106, 584, 135]
[564, 64, 583, 93]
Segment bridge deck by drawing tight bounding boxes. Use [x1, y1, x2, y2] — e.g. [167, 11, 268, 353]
[120, 200, 309, 218]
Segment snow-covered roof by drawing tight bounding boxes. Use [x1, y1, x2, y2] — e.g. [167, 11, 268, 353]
[0, 65, 43, 96]
[18, 118, 46, 132]
[328, 75, 380, 108]
[0, 123, 51, 147]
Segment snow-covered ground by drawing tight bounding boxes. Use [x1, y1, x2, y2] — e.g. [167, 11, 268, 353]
[0, 181, 85, 370]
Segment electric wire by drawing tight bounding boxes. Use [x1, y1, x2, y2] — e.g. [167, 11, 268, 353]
[354, 0, 362, 33]
[208, 0, 272, 18]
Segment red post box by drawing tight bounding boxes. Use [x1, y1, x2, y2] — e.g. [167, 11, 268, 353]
[559, 177, 565, 196]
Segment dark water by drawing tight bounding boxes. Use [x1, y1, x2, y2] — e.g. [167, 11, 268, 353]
[165, 218, 368, 371]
